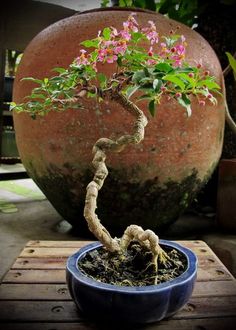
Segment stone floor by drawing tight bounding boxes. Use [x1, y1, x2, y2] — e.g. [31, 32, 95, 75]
[0, 167, 236, 280]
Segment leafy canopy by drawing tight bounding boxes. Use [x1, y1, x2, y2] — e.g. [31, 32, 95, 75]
[12, 13, 221, 119]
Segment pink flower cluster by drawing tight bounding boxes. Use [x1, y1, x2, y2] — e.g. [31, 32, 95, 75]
[75, 13, 187, 69]
[142, 20, 159, 45]
[160, 35, 186, 67]
[97, 39, 127, 64]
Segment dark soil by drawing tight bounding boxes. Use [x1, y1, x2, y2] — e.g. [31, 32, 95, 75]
[78, 242, 187, 286]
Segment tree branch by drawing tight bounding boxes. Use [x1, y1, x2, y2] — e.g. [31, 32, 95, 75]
[83, 90, 148, 253]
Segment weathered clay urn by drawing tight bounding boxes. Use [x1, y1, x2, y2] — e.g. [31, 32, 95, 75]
[13, 8, 225, 235]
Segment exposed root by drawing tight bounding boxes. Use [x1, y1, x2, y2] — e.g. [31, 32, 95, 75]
[79, 242, 187, 286]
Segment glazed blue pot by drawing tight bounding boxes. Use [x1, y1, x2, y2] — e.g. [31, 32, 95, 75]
[66, 240, 197, 324]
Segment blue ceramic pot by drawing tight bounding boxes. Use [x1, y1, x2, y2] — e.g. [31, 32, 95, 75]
[66, 240, 197, 324]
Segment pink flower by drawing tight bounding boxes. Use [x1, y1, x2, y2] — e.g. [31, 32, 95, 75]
[142, 20, 159, 45]
[111, 27, 118, 37]
[107, 54, 118, 63]
[122, 13, 139, 33]
[160, 42, 170, 57]
[113, 40, 127, 55]
[146, 59, 158, 66]
[120, 29, 131, 41]
[97, 48, 117, 64]
[147, 31, 159, 44]
[176, 44, 185, 55]
[169, 44, 186, 67]
[76, 49, 90, 66]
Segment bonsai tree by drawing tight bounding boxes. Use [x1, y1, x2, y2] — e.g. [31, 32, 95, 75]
[13, 13, 221, 282]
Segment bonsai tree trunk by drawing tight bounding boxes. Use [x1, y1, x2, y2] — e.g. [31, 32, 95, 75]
[83, 89, 170, 274]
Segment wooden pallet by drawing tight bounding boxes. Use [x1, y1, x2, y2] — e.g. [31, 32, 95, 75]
[0, 240, 236, 329]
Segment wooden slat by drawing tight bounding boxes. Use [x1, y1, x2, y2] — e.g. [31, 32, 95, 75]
[10, 253, 229, 270]
[19, 243, 213, 258]
[175, 296, 236, 319]
[26, 240, 94, 248]
[1, 240, 235, 329]
[0, 296, 236, 322]
[11, 257, 68, 269]
[0, 283, 71, 300]
[193, 280, 236, 297]
[1, 280, 235, 301]
[1, 318, 236, 330]
[0, 324, 96, 330]
[2, 264, 233, 284]
[19, 247, 81, 258]
[25, 240, 208, 248]
[196, 265, 233, 281]
[0, 301, 82, 322]
[2, 269, 66, 284]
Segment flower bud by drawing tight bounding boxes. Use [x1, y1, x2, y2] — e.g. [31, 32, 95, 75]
[199, 100, 205, 106]
[161, 86, 167, 92]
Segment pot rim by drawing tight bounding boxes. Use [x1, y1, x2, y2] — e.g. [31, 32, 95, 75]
[67, 239, 198, 293]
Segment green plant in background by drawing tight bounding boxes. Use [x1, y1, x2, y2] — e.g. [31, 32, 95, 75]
[12, 14, 221, 280]
[226, 52, 236, 79]
[223, 52, 236, 135]
[102, 0, 200, 27]
[5, 50, 22, 77]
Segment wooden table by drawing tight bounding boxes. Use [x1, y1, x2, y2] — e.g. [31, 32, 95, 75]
[0, 240, 236, 329]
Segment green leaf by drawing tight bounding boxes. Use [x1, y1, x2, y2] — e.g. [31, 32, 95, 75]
[226, 52, 236, 75]
[197, 79, 221, 90]
[80, 39, 99, 48]
[148, 99, 156, 117]
[29, 93, 46, 99]
[125, 85, 140, 99]
[163, 35, 180, 48]
[52, 67, 67, 74]
[140, 77, 151, 84]
[117, 56, 122, 67]
[136, 94, 152, 102]
[21, 77, 43, 85]
[143, 67, 150, 77]
[100, 0, 109, 7]
[131, 32, 144, 43]
[176, 73, 195, 87]
[177, 94, 192, 117]
[175, 67, 195, 73]
[9, 102, 16, 111]
[132, 70, 146, 83]
[163, 74, 185, 91]
[153, 79, 162, 92]
[97, 73, 107, 88]
[103, 27, 111, 40]
[154, 63, 173, 73]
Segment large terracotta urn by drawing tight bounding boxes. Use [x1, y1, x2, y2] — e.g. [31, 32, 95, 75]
[13, 8, 225, 235]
